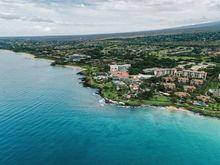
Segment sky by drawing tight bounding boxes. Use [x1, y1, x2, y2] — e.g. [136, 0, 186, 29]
[0, 0, 220, 36]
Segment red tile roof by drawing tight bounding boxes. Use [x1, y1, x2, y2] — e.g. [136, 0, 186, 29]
[111, 71, 129, 78]
[184, 85, 196, 90]
[175, 92, 190, 98]
[191, 79, 204, 83]
[163, 83, 176, 87]
[196, 95, 211, 102]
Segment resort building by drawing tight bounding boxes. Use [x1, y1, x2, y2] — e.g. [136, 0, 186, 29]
[190, 79, 204, 86]
[130, 84, 139, 91]
[178, 70, 207, 80]
[196, 95, 212, 102]
[129, 75, 140, 82]
[110, 64, 131, 72]
[164, 77, 175, 82]
[93, 72, 109, 83]
[111, 71, 129, 81]
[183, 85, 196, 92]
[163, 83, 176, 90]
[143, 68, 158, 74]
[175, 92, 190, 98]
[154, 68, 177, 77]
[178, 77, 189, 84]
[69, 54, 91, 62]
[137, 74, 154, 80]
[209, 89, 220, 97]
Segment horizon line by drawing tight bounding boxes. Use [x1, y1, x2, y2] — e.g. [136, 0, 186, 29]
[0, 20, 219, 38]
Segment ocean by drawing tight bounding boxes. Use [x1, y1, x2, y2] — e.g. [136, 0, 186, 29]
[1, 50, 220, 165]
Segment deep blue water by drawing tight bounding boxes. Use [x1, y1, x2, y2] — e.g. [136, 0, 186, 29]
[1, 50, 220, 165]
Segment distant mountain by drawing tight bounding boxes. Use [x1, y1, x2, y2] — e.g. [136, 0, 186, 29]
[104, 21, 220, 39]
[168, 21, 220, 33]
[1, 21, 220, 41]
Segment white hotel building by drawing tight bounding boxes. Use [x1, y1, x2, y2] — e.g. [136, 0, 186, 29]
[154, 68, 177, 77]
[110, 64, 131, 72]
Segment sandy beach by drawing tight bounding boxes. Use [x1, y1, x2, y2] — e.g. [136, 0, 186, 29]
[165, 106, 187, 111]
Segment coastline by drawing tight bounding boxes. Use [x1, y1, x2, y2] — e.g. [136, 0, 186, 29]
[55, 64, 85, 72]
[3, 50, 36, 60]
[165, 106, 187, 111]
[82, 76, 191, 112]
[18, 52, 36, 60]
[2, 49, 85, 72]
[1, 49, 216, 118]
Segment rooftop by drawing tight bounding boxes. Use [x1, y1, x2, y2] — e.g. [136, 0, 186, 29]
[156, 68, 177, 71]
[184, 85, 196, 90]
[183, 70, 207, 74]
[178, 77, 189, 80]
[197, 95, 211, 102]
[163, 83, 176, 86]
[111, 71, 129, 78]
[191, 79, 204, 83]
[175, 92, 190, 98]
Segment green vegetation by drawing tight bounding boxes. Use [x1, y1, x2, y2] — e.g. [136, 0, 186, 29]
[0, 31, 219, 118]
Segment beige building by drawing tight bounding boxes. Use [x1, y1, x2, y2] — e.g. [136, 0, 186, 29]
[183, 85, 196, 92]
[175, 92, 190, 98]
[154, 68, 177, 77]
[178, 70, 207, 80]
[153, 68, 207, 80]
[163, 83, 176, 90]
[191, 79, 204, 86]
[197, 95, 212, 102]
[178, 77, 189, 84]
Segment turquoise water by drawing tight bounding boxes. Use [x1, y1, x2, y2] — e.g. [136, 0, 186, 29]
[1, 50, 220, 165]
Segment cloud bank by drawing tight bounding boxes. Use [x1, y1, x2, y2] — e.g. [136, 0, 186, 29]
[0, 0, 220, 36]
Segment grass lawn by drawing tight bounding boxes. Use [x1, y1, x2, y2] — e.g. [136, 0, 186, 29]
[141, 95, 173, 106]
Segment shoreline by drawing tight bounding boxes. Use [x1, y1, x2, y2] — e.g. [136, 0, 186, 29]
[165, 106, 187, 112]
[2, 49, 85, 72]
[55, 64, 85, 72]
[1, 49, 215, 118]
[82, 77, 190, 112]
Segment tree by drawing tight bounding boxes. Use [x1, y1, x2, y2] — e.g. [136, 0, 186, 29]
[138, 91, 153, 100]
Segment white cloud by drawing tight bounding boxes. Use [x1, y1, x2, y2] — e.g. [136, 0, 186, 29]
[0, 0, 220, 36]
[32, 25, 52, 32]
